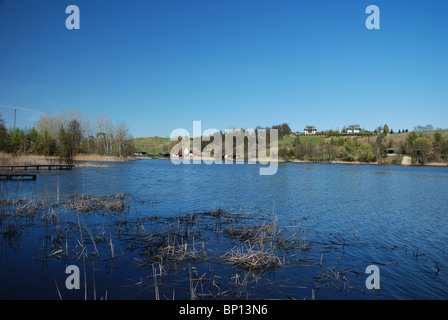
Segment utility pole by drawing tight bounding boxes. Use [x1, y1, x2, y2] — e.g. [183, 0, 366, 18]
[14, 109, 16, 129]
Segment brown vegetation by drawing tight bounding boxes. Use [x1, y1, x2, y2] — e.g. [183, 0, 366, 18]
[1, 192, 367, 300]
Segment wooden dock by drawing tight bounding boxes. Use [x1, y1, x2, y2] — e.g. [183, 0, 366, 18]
[0, 164, 75, 171]
[0, 174, 37, 181]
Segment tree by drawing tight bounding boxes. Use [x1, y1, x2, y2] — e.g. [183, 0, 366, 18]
[408, 131, 417, 146]
[412, 137, 433, 164]
[7, 128, 26, 153]
[295, 138, 315, 160]
[58, 127, 73, 158]
[434, 132, 442, 145]
[0, 113, 7, 151]
[294, 137, 301, 159]
[113, 120, 135, 156]
[39, 130, 57, 156]
[97, 115, 113, 155]
[271, 123, 291, 138]
[432, 132, 445, 161]
[23, 127, 40, 153]
[320, 141, 337, 161]
[67, 119, 82, 153]
[36, 112, 59, 141]
[375, 132, 386, 164]
[358, 143, 376, 162]
[278, 147, 289, 161]
[342, 139, 356, 161]
[414, 124, 434, 131]
[383, 124, 389, 135]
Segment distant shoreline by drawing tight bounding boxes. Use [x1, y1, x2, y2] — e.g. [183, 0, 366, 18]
[0, 152, 136, 166]
[1, 153, 446, 168]
[136, 156, 448, 167]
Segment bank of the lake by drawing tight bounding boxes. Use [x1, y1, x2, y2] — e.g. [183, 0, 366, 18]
[137, 155, 448, 167]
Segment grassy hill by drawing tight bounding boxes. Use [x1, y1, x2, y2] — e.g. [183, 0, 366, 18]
[279, 135, 323, 147]
[133, 137, 174, 156]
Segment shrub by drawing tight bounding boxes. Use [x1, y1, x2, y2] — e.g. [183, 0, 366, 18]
[358, 143, 376, 162]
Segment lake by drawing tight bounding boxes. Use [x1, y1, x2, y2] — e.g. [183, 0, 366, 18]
[1, 159, 447, 300]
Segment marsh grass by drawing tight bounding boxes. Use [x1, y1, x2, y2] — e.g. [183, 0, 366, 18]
[65, 194, 129, 214]
[72, 162, 111, 168]
[0, 152, 58, 166]
[223, 242, 284, 272]
[72, 154, 136, 162]
[0, 152, 123, 169]
[0, 193, 367, 300]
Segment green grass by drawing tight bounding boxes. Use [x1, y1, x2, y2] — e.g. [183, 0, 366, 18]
[278, 135, 323, 148]
[300, 136, 324, 146]
[278, 135, 296, 147]
[133, 137, 173, 155]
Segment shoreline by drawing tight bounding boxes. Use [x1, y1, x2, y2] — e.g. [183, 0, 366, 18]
[1, 153, 446, 168]
[136, 156, 448, 167]
[0, 152, 136, 167]
[71, 154, 136, 162]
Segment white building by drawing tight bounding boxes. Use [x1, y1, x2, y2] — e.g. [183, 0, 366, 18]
[304, 125, 317, 135]
[346, 124, 362, 134]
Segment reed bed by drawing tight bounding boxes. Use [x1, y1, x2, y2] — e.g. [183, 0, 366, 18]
[71, 162, 111, 168]
[0, 152, 58, 166]
[72, 154, 135, 162]
[154, 236, 208, 263]
[15, 200, 44, 219]
[0, 152, 123, 168]
[222, 242, 284, 271]
[64, 194, 129, 214]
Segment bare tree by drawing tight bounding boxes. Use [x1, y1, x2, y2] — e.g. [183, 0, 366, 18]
[96, 115, 114, 154]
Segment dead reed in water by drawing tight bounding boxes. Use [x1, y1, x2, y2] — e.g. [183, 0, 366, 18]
[0, 152, 58, 166]
[0, 195, 365, 300]
[222, 242, 284, 271]
[64, 194, 129, 214]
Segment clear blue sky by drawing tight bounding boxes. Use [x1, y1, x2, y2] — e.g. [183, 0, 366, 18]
[0, 0, 447, 137]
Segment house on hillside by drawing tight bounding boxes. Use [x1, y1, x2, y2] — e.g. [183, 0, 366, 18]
[346, 124, 362, 134]
[304, 125, 317, 135]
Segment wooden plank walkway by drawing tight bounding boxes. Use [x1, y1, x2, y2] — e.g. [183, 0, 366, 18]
[0, 165, 74, 171]
[0, 174, 37, 181]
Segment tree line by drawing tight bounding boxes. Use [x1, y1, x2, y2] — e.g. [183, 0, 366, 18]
[0, 110, 135, 158]
[279, 124, 448, 164]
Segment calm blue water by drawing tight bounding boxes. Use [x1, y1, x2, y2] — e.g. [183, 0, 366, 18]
[1, 159, 448, 299]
